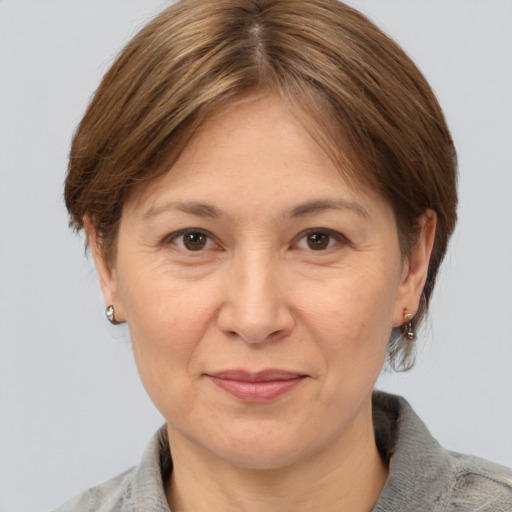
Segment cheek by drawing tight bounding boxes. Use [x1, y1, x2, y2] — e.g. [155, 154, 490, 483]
[299, 264, 399, 341]
[118, 256, 218, 336]
[295, 262, 400, 381]
[116, 268, 220, 413]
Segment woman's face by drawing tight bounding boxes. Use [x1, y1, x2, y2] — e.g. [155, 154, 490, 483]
[93, 94, 433, 470]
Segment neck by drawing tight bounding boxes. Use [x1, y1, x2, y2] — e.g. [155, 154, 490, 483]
[166, 400, 388, 512]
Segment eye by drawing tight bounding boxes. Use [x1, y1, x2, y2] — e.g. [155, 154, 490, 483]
[168, 230, 216, 251]
[296, 230, 345, 251]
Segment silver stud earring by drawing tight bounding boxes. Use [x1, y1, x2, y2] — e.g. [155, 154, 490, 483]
[105, 304, 120, 325]
[403, 312, 416, 341]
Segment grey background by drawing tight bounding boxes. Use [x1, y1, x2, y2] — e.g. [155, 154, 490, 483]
[1, 1, 511, 511]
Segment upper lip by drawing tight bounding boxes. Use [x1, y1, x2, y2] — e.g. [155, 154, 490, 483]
[206, 369, 306, 382]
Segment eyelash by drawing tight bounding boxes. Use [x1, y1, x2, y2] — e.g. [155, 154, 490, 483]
[294, 229, 350, 252]
[163, 229, 219, 252]
[163, 228, 350, 252]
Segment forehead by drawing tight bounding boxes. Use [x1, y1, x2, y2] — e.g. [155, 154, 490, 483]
[127, 93, 378, 215]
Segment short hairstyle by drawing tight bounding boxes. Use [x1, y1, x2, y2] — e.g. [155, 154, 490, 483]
[65, 0, 457, 370]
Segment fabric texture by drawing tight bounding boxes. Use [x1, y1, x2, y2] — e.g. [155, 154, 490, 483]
[53, 392, 512, 511]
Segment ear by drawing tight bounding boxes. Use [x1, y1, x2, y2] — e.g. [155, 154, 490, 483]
[84, 218, 125, 323]
[392, 210, 437, 327]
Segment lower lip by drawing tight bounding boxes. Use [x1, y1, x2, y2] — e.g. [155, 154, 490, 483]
[208, 376, 305, 403]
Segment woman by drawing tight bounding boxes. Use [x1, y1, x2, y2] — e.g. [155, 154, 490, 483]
[55, 0, 512, 510]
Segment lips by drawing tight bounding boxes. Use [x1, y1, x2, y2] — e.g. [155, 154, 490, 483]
[206, 369, 307, 403]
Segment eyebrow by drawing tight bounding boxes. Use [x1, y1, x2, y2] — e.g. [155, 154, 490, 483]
[288, 199, 370, 219]
[142, 201, 224, 220]
[142, 198, 369, 221]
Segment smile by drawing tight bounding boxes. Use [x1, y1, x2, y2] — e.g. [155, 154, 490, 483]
[206, 370, 307, 404]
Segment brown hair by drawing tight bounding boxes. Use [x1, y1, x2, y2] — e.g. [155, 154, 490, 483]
[65, 0, 457, 370]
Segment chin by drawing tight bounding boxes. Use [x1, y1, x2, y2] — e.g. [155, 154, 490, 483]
[216, 442, 308, 471]
[199, 421, 320, 471]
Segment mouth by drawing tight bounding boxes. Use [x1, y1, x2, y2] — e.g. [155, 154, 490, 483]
[205, 369, 307, 404]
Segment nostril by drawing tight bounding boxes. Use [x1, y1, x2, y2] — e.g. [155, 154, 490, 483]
[220, 316, 294, 345]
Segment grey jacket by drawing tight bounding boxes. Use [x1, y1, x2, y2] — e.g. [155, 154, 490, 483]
[53, 392, 512, 511]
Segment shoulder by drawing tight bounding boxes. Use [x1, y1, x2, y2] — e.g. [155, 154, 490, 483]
[372, 391, 512, 511]
[443, 452, 512, 511]
[51, 468, 136, 512]
[52, 425, 172, 512]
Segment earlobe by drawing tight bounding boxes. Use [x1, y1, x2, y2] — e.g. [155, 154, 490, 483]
[392, 210, 437, 327]
[84, 218, 125, 323]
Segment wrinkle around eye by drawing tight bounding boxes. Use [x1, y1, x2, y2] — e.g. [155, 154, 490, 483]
[162, 229, 221, 253]
[293, 229, 351, 252]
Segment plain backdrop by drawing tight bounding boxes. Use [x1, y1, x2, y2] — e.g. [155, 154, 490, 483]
[1, 1, 511, 511]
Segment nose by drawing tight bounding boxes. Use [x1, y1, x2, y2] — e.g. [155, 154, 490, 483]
[217, 253, 295, 344]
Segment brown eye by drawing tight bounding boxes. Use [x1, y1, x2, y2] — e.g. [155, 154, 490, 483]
[167, 229, 217, 252]
[306, 232, 331, 250]
[179, 232, 209, 251]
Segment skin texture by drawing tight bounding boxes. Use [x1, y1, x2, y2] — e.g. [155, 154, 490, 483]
[90, 94, 436, 512]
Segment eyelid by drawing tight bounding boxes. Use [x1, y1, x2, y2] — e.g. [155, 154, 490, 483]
[293, 228, 351, 250]
[162, 228, 220, 251]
